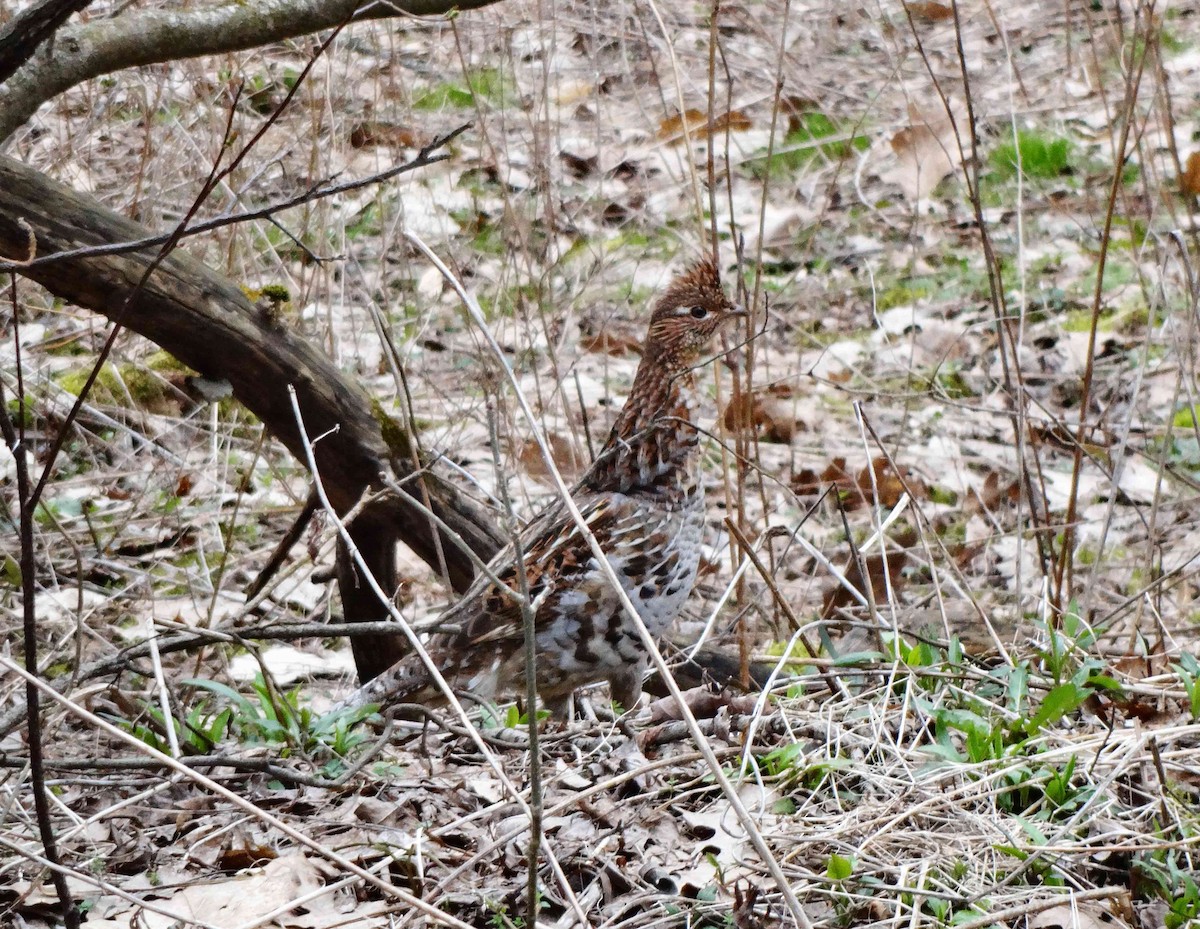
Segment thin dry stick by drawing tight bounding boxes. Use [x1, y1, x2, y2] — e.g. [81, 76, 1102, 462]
[909, 0, 1053, 586]
[143, 607, 181, 759]
[432, 740, 749, 896]
[723, 518, 842, 699]
[0, 276, 77, 929]
[956, 886, 1128, 929]
[0, 126, 470, 274]
[642, 0, 705, 229]
[856, 417, 1014, 665]
[406, 231, 814, 929]
[487, 403, 544, 928]
[851, 401, 900, 633]
[361, 285, 453, 587]
[1055, 0, 1155, 605]
[0, 836, 229, 929]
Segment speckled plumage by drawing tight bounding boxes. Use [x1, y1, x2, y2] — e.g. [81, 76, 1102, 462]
[335, 260, 744, 716]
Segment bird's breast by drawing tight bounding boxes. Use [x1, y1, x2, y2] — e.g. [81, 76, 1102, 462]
[605, 489, 705, 635]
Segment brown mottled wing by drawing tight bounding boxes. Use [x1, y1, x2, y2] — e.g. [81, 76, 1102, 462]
[456, 493, 619, 648]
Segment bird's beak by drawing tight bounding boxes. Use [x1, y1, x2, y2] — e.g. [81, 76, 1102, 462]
[729, 304, 748, 319]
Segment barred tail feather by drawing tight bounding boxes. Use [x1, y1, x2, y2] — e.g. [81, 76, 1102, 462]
[330, 653, 436, 715]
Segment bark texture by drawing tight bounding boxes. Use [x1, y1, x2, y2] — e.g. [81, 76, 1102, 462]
[0, 0, 94, 86]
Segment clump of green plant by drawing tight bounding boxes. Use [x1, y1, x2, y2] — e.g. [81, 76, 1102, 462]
[1135, 850, 1200, 928]
[414, 67, 512, 111]
[483, 703, 550, 729]
[188, 675, 377, 764]
[117, 673, 378, 777]
[1174, 652, 1200, 719]
[120, 697, 233, 756]
[990, 130, 1074, 180]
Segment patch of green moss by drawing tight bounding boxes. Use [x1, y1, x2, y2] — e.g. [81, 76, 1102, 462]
[928, 485, 958, 506]
[258, 284, 291, 303]
[1173, 406, 1200, 431]
[448, 208, 506, 256]
[343, 202, 386, 241]
[876, 281, 933, 311]
[1062, 299, 1144, 335]
[56, 351, 198, 414]
[937, 519, 966, 545]
[936, 367, 975, 400]
[372, 399, 414, 460]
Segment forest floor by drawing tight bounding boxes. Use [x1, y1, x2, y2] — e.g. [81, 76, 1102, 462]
[3, 0, 1200, 927]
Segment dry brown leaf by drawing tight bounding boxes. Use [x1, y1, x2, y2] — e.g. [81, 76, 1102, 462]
[609, 159, 641, 180]
[887, 112, 959, 200]
[857, 456, 924, 508]
[822, 545, 912, 618]
[217, 843, 278, 872]
[602, 200, 632, 224]
[580, 328, 642, 356]
[658, 108, 754, 142]
[792, 456, 922, 509]
[348, 120, 420, 149]
[965, 469, 1021, 516]
[1027, 899, 1130, 929]
[131, 853, 328, 929]
[791, 466, 822, 497]
[792, 456, 852, 500]
[519, 431, 586, 482]
[1111, 653, 1170, 680]
[733, 883, 766, 929]
[904, 0, 955, 22]
[780, 94, 820, 136]
[1182, 150, 1200, 197]
[722, 384, 806, 443]
[560, 150, 599, 178]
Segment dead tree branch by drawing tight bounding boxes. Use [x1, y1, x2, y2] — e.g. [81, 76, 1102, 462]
[0, 0, 502, 141]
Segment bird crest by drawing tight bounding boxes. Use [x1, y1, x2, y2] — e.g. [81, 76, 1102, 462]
[645, 259, 743, 365]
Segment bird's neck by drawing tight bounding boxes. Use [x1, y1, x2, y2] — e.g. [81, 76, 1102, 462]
[585, 353, 704, 499]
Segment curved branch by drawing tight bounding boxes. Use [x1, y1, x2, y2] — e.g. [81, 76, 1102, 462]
[0, 0, 94, 86]
[0, 151, 505, 676]
[0, 0, 501, 141]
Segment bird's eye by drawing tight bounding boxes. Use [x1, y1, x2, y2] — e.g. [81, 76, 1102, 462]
[689, 305, 708, 319]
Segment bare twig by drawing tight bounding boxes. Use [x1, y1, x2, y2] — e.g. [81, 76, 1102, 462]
[0, 276, 78, 929]
[0, 125, 470, 273]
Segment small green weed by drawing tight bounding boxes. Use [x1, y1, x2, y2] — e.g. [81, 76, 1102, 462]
[117, 674, 378, 777]
[1134, 848, 1200, 927]
[119, 699, 233, 756]
[1173, 652, 1200, 719]
[748, 110, 869, 178]
[414, 68, 512, 111]
[825, 853, 854, 881]
[990, 130, 1074, 180]
[186, 676, 377, 764]
[509, 703, 551, 727]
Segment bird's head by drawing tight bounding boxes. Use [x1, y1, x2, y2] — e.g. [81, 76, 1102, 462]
[645, 259, 745, 366]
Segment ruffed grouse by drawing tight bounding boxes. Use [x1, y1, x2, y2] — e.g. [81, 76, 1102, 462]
[335, 259, 744, 717]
